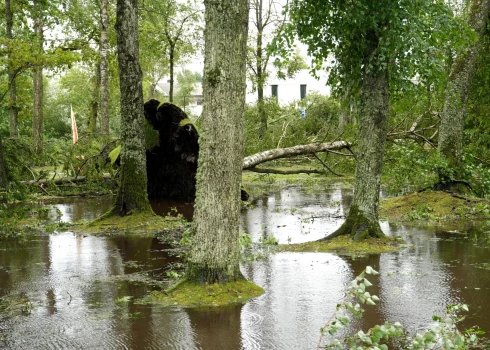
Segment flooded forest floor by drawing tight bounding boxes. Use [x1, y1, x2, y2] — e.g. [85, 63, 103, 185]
[1, 174, 490, 349]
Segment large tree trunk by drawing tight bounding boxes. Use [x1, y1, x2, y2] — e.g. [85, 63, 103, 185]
[32, 1, 44, 155]
[323, 70, 389, 241]
[113, 0, 152, 215]
[438, 0, 490, 178]
[6, 0, 18, 138]
[100, 0, 110, 137]
[187, 0, 250, 284]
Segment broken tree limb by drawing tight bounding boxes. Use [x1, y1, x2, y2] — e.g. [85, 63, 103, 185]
[21, 174, 113, 186]
[246, 168, 327, 175]
[242, 141, 352, 170]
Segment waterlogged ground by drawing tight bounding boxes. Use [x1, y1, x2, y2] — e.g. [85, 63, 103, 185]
[1, 185, 490, 349]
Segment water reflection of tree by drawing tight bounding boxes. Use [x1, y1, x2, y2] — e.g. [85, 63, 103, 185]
[186, 305, 242, 349]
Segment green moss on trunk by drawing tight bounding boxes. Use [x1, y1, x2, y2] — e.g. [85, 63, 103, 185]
[319, 205, 384, 241]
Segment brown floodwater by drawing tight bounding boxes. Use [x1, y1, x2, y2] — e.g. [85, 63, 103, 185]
[1, 186, 490, 349]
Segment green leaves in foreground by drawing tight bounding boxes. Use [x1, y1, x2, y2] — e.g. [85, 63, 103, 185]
[319, 266, 482, 349]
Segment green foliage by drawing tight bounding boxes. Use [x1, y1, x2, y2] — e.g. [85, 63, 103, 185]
[320, 267, 482, 349]
[273, 48, 309, 80]
[239, 232, 253, 251]
[174, 69, 201, 107]
[383, 141, 447, 196]
[259, 235, 279, 245]
[280, 0, 473, 96]
[245, 93, 343, 156]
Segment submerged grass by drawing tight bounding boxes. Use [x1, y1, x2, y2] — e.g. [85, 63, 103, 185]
[151, 280, 264, 308]
[380, 190, 490, 227]
[279, 235, 401, 256]
[78, 209, 189, 236]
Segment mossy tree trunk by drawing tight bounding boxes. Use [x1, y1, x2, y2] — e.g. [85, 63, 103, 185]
[438, 0, 490, 179]
[113, 0, 152, 215]
[322, 30, 389, 242]
[100, 0, 110, 138]
[187, 0, 250, 284]
[6, 0, 19, 138]
[32, 0, 44, 155]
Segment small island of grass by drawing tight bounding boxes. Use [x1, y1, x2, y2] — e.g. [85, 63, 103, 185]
[151, 280, 264, 308]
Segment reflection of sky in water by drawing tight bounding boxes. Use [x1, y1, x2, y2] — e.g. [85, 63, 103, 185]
[241, 253, 354, 349]
[242, 187, 352, 243]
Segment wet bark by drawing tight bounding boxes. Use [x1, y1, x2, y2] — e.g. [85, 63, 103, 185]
[187, 0, 250, 284]
[114, 0, 152, 215]
[438, 0, 490, 179]
[6, 0, 18, 137]
[323, 30, 389, 241]
[100, 0, 110, 137]
[32, 1, 44, 154]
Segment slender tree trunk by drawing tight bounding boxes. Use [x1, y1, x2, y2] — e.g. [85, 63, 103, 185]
[187, 0, 250, 284]
[438, 0, 490, 178]
[256, 0, 267, 137]
[169, 47, 174, 102]
[32, 1, 44, 154]
[113, 0, 152, 215]
[100, 0, 110, 137]
[148, 83, 157, 99]
[6, 0, 18, 137]
[88, 64, 101, 133]
[0, 136, 8, 190]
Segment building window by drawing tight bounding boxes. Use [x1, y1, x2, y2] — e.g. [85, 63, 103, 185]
[271, 85, 278, 101]
[300, 84, 307, 100]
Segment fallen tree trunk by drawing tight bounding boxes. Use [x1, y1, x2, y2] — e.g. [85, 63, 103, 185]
[242, 141, 352, 169]
[246, 168, 327, 175]
[21, 174, 113, 186]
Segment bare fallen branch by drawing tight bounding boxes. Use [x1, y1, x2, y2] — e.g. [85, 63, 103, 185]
[21, 174, 113, 186]
[247, 167, 326, 175]
[242, 141, 352, 169]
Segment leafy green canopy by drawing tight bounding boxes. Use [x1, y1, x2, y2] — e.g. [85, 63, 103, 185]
[281, 0, 473, 94]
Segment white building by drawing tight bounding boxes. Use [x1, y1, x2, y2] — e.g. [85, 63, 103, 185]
[154, 67, 330, 118]
[246, 68, 331, 105]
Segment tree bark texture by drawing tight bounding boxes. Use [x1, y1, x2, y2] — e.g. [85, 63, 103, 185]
[169, 48, 174, 102]
[32, 1, 44, 154]
[324, 71, 389, 241]
[438, 0, 490, 177]
[6, 0, 19, 138]
[187, 0, 250, 284]
[88, 64, 101, 133]
[255, 0, 267, 137]
[114, 0, 152, 215]
[100, 0, 110, 137]
[242, 140, 351, 169]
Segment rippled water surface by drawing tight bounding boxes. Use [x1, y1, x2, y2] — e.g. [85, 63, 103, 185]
[1, 187, 490, 349]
